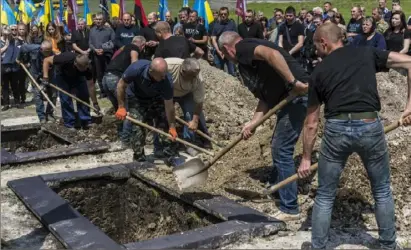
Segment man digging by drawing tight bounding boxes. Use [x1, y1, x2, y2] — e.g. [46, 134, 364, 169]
[298, 23, 411, 249]
[218, 32, 309, 221]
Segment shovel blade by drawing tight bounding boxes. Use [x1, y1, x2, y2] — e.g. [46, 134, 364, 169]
[172, 157, 209, 190]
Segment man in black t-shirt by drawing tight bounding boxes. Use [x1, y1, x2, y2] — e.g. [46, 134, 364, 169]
[140, 12, 159, 60]
[278, 6, 305, 61]
[237, 10, 264, 40]
[42, 52, 93, 130]
[346, 6, 363, 43]
[154, 21, 203, 59]
[218, 31, 309, 222]
[183, 10, 209, 60]
[297, 23, 411, 250]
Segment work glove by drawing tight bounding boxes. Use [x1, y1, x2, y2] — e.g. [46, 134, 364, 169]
[115, 107, 127, 120]
[169, 127, 178, 141]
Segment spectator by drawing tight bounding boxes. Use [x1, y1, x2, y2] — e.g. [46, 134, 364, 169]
[91, 14, 97, 28]
[238, 10, 264, 39]
[211, 7, 236, 76]
[360, 6, 366, 18]
[323, 2, 332, 19]
[30, 25, 43, 45]
[379, 0, 390, 22]
[110, 17, 120, 31]
[301, 15, 322, 73]
[279, 6, 304, 62]
[257, 11, 264, 22]
[72, 18, 90, 55]
[305, 11, 315, 31]
[173, 9, 189, 34]
[346, 6, 363, 43]
[298, 8, 308, 24]
[183, 10, 209, 59]
[408, 15, 411, 30]
[15, 24, 30, 105]
[89, 12, 115, 98]
[10, 24, 18, 39]
[260, 17, 268, 38]
[1, 27, 19, 110]
[131, 15, 136, 26]
[154, 21, 203, 59]
[352, 17, 386, 50]
[268, 16, 284, 45]
[334, 12, 346, 26]
[45, 22, 65, 54]
[165, 11, 175, 31]
[312, 7, 323, 16]
[267, 8, 284, 41]
[384, 11, 410, 54]
[372, 8, 389, 34]
[115, 13, 139, 49]
[140, 12, 159, 60]
[208, 11, 219, 35]
[64, 32, 73, 52]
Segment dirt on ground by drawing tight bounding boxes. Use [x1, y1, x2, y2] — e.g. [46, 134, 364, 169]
[55, 177, 220, 244]
[4, 131, 63, 153]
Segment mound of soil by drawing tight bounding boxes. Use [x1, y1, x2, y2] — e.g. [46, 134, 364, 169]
[6, 131, 63, 153]
[56, 178, 220, 244]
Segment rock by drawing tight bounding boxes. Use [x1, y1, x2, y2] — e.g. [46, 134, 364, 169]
[148, 223, 156, 229]
[100, 134, 108, 140]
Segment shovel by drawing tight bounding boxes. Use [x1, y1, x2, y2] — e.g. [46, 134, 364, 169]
[227, 118, 404, 201]
[19, 62, 57, 111]
[173, 95, 296, 190]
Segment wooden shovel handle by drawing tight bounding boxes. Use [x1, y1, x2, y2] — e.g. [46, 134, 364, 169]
[264, 119, 403, 195]
[125, 116, 214, 156]
[19, 63, 57, 111]
[175, 116, 223, 147]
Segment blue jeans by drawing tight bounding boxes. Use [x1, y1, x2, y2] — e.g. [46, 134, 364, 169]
[174, 93, 210, 145]
[213, 50, 235, 76]
[55, 74, 91, 128]
[271, 96, 307, 214]
[312, 118, 396, 249]
[34, 85, 56, 121]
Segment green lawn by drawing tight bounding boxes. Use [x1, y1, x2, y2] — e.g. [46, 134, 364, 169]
[84, 0, 410, 23]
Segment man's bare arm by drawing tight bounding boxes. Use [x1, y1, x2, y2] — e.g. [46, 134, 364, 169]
[302, 105, 321, 161]
[278, 34, 283, 48]
[194, 35, 208, 44]
[194, 47, 204, 59]
[72, 43, 87, 54]
[254, 45, 295, 83]
[42, 56, 54, 79]
[289, 35, 304, 55]
[130, 50, 139, 63]
[164, 99, 176, 128]
[116, 78, 127, 108]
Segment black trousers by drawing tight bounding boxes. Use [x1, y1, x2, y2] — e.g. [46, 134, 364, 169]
[92, 54, 110, 95]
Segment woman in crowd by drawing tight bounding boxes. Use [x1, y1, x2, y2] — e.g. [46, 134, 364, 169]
[30, 25, 43, 44]
[352, 16, 386, 49]
[260, 16, 268, 38]
[305, 11, 316, 32]
[14, 24, 30, 104]
[334, 12, 346, 26]
[45, 22, 65, 54]
[384, 11, 410, 54]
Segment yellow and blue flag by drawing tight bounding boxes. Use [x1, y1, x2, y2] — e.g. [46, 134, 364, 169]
[158, 0, 168, 21]
[183, 0, 188, 7]
[83, 0, 92, 25]
[192, 0, 214, 30]
[110, 0, 119, 18]
[19, 0, 37, 24]
[45, 0, 54, 24]
[1, 0, 17, 25]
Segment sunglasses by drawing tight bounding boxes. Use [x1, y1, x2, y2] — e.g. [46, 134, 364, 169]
[220, 13, 228, 16]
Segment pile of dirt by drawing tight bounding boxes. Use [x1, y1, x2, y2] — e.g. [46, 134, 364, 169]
[139, 66, 411, 234]
[56, 178, 220, 244]
[7, 131, 63, 153]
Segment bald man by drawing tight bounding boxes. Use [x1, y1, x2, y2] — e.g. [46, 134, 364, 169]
[18, 40, 57, 123]
[140, 12, 159, 60]
[115, 13, 140, 48]
[115, 58, 178, 162]
[298, 23, 411, 249]
[43, 52, 93, 130]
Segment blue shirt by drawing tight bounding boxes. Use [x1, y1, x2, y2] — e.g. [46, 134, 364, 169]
[351, 33, 387, 50]
[211, 20, 237, 38]
[122, 60, 174, 101]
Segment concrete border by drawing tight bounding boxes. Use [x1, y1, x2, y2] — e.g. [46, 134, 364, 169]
[7, 162, 285, 249]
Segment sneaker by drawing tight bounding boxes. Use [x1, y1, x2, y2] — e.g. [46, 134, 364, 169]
[186, 147, 199, 156]
[272, 211, 300, 221]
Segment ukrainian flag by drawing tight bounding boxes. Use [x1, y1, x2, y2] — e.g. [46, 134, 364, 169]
[44, 0, 54, 24]
[192, 0, 214, 30]
[183, 0, 188, 7]
[158, 0, 168, 21]
[1, 0, 17, 25]
[110, 0, 119, 18]
[19, 0, 37, 24]
[84, 0, 92, 25]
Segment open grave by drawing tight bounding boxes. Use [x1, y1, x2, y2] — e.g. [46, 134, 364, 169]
[7, 162, 285, 249]
[1, 123, 110, 166]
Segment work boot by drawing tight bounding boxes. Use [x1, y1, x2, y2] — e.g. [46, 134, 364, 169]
[46, 114, 57, 124]
[1, 105, 10, 111]
[82, 123, 96, 130]
[272, 210, 300, 222]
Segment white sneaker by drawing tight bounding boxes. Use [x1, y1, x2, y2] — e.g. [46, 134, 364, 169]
[272, 210, 300, 221]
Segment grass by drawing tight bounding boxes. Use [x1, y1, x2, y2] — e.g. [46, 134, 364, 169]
[83, 0, 410, 25]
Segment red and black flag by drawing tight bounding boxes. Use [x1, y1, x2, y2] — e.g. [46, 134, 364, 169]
[134, 0, 148, 27]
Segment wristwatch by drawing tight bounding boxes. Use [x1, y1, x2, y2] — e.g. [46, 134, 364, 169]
[285, 79, 297, 92]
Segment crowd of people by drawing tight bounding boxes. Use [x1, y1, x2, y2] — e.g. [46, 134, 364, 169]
[1, 1, 411, 248]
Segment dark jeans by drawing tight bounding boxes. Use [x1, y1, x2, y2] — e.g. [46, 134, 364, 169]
[1, 72, 13, 106]
[34, 85, 57, 121]
[13, 68, 27, 103]
[92, 53, 110, 94]
[271, 96, 307, 214]
[174, 93, 210, 145]
[55, 74, 91, 128]
[312, 118, 396, 249]
[213, 50, 235, 76]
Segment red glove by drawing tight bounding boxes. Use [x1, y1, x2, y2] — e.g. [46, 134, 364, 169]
[115, 107, 127, 120]
[169, 127, 178, 141]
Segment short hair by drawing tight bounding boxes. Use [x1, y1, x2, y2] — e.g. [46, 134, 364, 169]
[275, 8, 284, 14]
[246, 9, 254, 15]
[392, 0, 400, 4]
[149, 12, 158, 19]
[285, 6, 296, 15]
[324, 1, 332, 5]
[41, 40, 52, 48]
[372, 7, 384, 16]
[313, 14, 323, 21]
[219, 7, 229, 14]
[313, 7, 324, 13]
[77, 18, 86, 24]
[95, 13, 103, 18]
[218, 31, 240, 50]
[314, 23, 344, 43]
[191, 10, 198, 16]
[154, 21, 171, 33]
[132, 35, 146, 45]
[181, 58, 200, 74]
